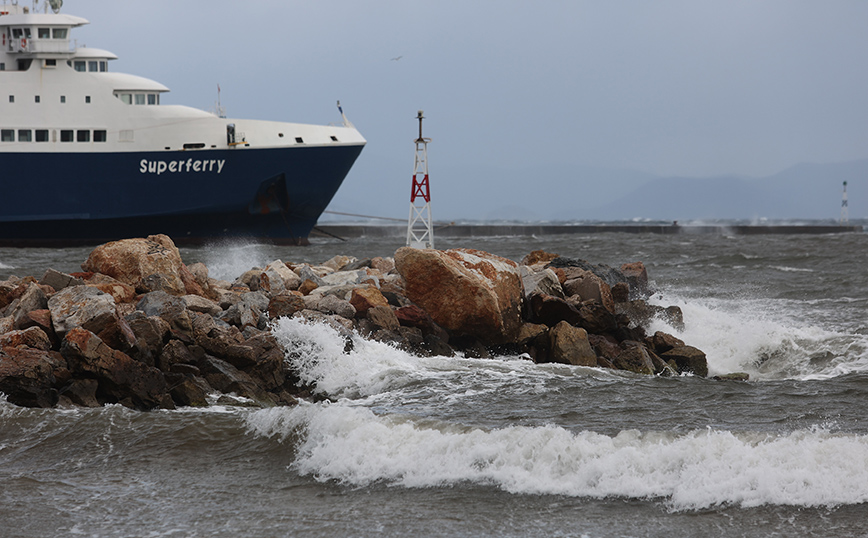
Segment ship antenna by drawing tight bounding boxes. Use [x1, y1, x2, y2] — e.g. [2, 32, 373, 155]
[337, 100, 354, 128]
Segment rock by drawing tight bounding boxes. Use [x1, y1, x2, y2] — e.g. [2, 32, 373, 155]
[0, 316, 14, 334]
[613, 341, 656, 375]
[548, 257, 627, 288]
[661, 345, 708, 377]
[322, 255, 355, 272]
[713, 372, 750, 381]
[126, 313, 171, 366]
[298, 279, 319, 296]
[0, 347, 63, 408]
[547, 321, 597, 367]
[200, 357, 275, 406]
[520, 266, 564, 300]
[259, 268, 286, 295]
[588, 333, 622, 362]
[648, 331, 685, 355]
[9, 283, 48, 329]
[371, 257, 395, 274]
[168, 376, 210, 407]
[615, 300, 684, 332]
[0, 327, 52, 351]
[367, 305, 400, 332]
[60, 378, 100, 407]
[191, 314, 256, 369]
[295, 265, 326, 287]
[179, 264, 209, 298]
[81, 235, 186, 295]
[521, 250, 560, 267]
[562, 269, 615, 313]
[611, 282, 630, 303]
[39, 269, 85, 291]
[48, 286, 130, 347]
[621, 262, 650, 297]
[316, 295, 356, 319]
[349, 287, 389, 317]
[136, 291, 193, 334]
[267, 293, 306, 319]
[60, 327, 170, 410]
[157, 339, 198, 371]
[394, 248, 523, 345]
[265, 260, 302, 290]
[182, 295, 223, 316]
[528, 293, 582, 327]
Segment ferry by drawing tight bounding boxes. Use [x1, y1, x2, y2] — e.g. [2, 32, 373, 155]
[0, 0, 366, 246]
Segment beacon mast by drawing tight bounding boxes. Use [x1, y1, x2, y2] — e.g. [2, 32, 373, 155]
[841, 181, 849, 224]
[406, 110, 434, 249]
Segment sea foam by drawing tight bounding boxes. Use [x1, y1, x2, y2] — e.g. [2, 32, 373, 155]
[248, 403, 868, 511]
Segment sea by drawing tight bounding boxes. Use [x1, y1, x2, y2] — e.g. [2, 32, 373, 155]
[2, 222, 868, 538]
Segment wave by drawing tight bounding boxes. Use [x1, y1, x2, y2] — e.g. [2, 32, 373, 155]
[647, 292, 868, 380]
[248, 403, 868, 511]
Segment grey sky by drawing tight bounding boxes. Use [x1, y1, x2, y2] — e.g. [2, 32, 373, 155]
[69, 0, 868, 219]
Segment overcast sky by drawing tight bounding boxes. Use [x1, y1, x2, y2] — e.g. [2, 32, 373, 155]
[64, 0, 868, 219]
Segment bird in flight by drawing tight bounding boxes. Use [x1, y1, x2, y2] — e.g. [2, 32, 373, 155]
[391, 56, 403, 61]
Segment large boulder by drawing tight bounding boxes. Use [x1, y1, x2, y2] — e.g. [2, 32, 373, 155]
[81, 235, 186, 295]
[661, 346, 708, 377]
[547, 321, 597, 367]
[60, 327, 170, 410]
[0, 347, 64, 408]
[394, 248, 523, 344]
[562, 268, 615, 313]
[48, 286, 136, 351]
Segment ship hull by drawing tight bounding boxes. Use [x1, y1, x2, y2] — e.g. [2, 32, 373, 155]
[0, 144, 363, 246]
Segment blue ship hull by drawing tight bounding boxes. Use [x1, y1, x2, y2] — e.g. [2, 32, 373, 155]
[0, 144, 363, 246]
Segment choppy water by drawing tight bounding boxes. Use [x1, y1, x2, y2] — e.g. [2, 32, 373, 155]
[2, 226, 868, 537]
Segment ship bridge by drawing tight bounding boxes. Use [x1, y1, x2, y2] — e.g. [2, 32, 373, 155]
[1, 0, 87, 68]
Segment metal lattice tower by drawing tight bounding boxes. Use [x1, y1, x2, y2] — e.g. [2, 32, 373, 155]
[406, 110, 434, 249]
[841, 181, 849, 223]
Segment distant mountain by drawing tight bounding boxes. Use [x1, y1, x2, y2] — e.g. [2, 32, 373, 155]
[577, 159, 868, 221]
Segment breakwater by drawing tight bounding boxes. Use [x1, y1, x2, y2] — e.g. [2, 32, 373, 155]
[314, 223, 863, 239]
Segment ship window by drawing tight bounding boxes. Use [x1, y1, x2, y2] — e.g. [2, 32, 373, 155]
[60, 130, 73, 142]
[135, 94, 145, 105]
[85, 96, 91, 104]
[60, 95, 66, 103]
[52, 28, 67, 39]
[0, 63, 4, 71]
[11, 28, 22, 39]
[118, 93, 132, 105]
[330, 136, 339, 142]
[77, 130, 90, 142]
[38, 28, 50, 39]
[8, 95, 13, 103]
[35, 130, 49, 142]
[88, 61, 97, 72]
[99, 61, 107, 72]
[94, 130, 107, 142]
[1, 130, 13, 142]
[43, 59, 56, 68]
[74, 61, 85, 72]
[35, 95, 40, 103]
[18, 130, 31, 142]
[295, 137, 304, 144]
[183, 143, 206, 149]
[147, 94, 157, 105]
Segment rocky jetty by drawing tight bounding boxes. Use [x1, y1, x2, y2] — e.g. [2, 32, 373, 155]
[0, 235, 714, 411]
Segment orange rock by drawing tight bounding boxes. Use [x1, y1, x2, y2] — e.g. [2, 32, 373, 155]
[81, 237, 186, 295]
[349, 287, 389, 317]
[394, 247, 522, 344]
